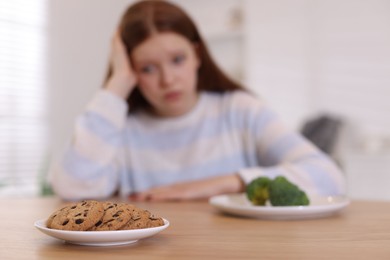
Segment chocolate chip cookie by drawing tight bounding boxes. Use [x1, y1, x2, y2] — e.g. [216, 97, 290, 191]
[49, 200, 105, 231]
[92, 202, 135, 231]
[121, 208, 164, 230]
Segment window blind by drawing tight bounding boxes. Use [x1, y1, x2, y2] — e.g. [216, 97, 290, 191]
[0, 0, 48, 196]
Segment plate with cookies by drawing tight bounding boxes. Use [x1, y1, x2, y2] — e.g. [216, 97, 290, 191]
[34, 200, 169, 246]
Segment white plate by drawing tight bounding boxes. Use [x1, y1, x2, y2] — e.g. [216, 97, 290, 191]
[34, 218, 169, 246]
[209, 193, 350, 220]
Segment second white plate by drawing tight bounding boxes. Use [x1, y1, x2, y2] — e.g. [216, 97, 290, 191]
[35, 218, 170, 246]
[209, 193, 349, 220]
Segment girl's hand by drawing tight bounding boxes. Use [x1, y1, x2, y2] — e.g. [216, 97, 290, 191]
[105, 30, 137, 99]
[129, 174, 245, 202]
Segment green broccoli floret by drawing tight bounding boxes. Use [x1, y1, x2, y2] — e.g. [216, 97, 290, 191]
[268, 176, 310, 206]
[246, 177, 271, 205]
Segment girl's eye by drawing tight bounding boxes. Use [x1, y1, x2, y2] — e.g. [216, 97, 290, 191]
[172, 54, 185, 65]
[140, 65, 155, 74]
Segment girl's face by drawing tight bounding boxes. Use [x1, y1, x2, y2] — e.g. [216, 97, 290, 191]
[131, 32, 200, 117]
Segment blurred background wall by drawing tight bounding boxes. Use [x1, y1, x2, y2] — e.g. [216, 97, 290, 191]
[1, 0, 389, 199]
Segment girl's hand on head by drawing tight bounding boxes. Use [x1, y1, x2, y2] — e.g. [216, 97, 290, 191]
[105, 30, 137, 99]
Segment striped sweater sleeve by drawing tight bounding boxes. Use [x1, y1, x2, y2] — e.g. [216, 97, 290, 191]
[235, 92, 346, 197]
[49, 90, 128, 200]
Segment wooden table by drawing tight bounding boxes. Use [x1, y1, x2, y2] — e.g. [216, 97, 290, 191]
[1, 196, 390, 260]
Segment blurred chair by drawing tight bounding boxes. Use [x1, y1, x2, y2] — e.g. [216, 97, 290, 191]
[301, 114, 343, 157]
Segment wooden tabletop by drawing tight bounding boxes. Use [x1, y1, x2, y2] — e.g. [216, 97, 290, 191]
[1, 196, 390, 260]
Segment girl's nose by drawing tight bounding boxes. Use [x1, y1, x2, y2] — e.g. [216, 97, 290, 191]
[160, 66, 174, 88]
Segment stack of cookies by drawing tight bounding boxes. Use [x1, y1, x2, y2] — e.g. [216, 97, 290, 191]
[46, 200, 164, 231]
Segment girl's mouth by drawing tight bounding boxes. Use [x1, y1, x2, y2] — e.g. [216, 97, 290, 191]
[164, 91, 182, 101]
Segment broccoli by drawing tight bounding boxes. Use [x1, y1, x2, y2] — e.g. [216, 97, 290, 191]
[268, 176, 310, 206]
[245, 176, 310, 206]
[246, 177, 271, 205]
